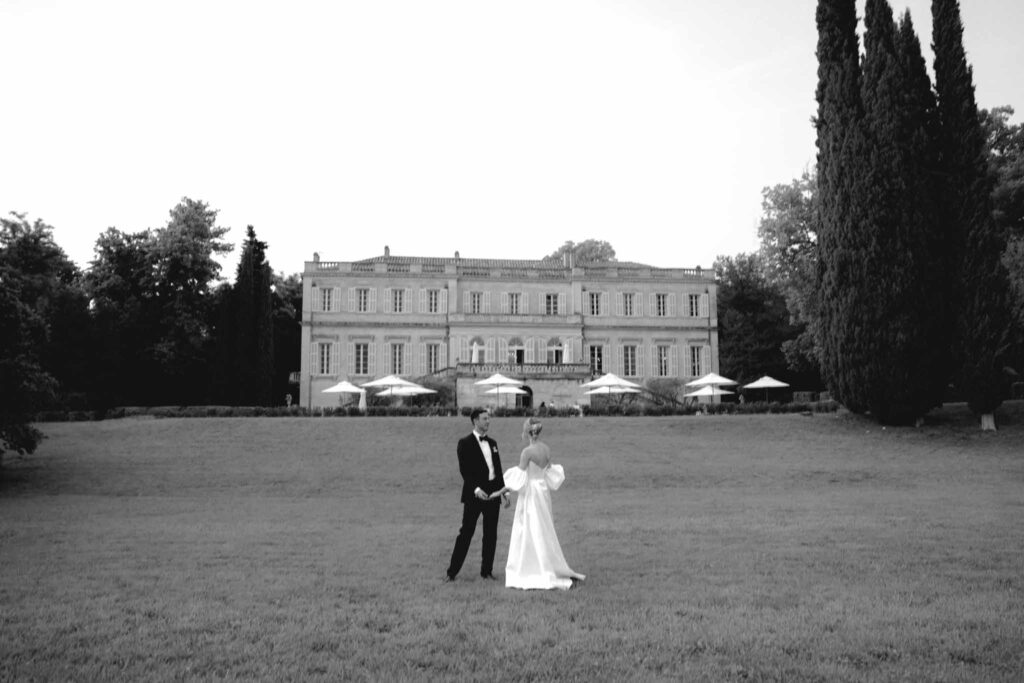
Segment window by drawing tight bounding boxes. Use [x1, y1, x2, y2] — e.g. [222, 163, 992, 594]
[357, 288, 370, 313]
[392, 289, 405, 313]
[427, 289, 440, 314]
[623, 345, 637, 377]
[391, 343, 404, 375]
[427, 343, 440, 374]
[354, 343, 369, 375]
[470, 292, 482, 314]
[623, 292, 635, 317]
[689, 294, 701, 317]
[545, 294, 559, 316]
[657, 345, 670, 376]
[321, 288, 333, 312]
[508, 292, 521, 315]
[656, 293, 668, 317]
[508, 338, 525, 363]
[589, 345, 603, 373]
[589, 292, 601, 316]
[547, 344, 563, 364]
[689, 346, 703, 376]
[315, 342, 333, 375]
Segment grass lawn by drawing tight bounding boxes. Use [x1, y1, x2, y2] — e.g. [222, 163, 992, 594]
[2, 405, 1023, 681]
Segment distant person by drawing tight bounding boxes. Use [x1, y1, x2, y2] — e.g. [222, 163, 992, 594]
[285, 394, 293, 407]
[490, 416, 584, 590]
[445, 409, 509, 582]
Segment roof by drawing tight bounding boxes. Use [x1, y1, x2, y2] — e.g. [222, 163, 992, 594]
[351, 253, 657, 269]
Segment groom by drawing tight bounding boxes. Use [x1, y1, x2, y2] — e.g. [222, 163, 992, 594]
[445, 408, 509, 582]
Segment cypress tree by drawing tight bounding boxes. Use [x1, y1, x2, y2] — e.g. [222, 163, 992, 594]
[857, 1, 947, 424]
[932, 0, 1013, 428]
[230, 226, 275, 406]
[814, 0, 872, 412]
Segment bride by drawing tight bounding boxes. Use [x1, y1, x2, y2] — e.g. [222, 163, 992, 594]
[491, 416, 584, 590]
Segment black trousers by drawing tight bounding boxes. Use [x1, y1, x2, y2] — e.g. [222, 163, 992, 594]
[447, 498, 500, 578]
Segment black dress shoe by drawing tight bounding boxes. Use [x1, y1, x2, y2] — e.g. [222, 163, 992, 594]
[481, 573, 498, 580]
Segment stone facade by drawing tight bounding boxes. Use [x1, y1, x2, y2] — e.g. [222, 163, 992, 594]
[299, 248, 719, 410]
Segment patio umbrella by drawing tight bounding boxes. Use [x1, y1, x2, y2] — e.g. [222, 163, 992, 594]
[683, 385, 735, 398]
[484, 384, 526, 408]
[581, 372, 642, 390]
[383, 386, 437, 396]
[685, 372, 738, 388]
[322, 380, 364, 394]
[474, 372, 524, 387]
[361, 374, 421, 389]
[742, 375, 790, 402]
[322, 380, 366, 411]
[584, 386, 641, 395]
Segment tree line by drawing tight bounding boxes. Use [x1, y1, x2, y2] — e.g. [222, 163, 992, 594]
[1, 198, 301, 457]
[716, 0, 1023, 428]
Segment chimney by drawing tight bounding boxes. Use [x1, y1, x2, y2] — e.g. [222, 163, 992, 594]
[384, 245, 390, 257]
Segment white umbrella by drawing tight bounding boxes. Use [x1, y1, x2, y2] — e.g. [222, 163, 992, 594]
[685, 372, 738, 388]
[361, 374, 420, 389]
[485, 386, 527, 395]
[584, 386, 641, 395]
[581, 372, 642, 389]
[684, 385, 735, 398]
[743, 376, 790, 389]
[743, 375, 790, 402]
[384, 386, 437, 396]
[474, 373, 524, 387]
[322, 380, 364, 394]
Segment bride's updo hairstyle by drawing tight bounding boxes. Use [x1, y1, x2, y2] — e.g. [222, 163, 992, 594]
[522, 416, 543, 442]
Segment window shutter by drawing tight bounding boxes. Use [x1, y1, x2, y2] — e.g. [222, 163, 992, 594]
[460, 337, 469, 363]
[418, 289, 426, 313]
[484, 291, 491, 313]
[521, 293, 528, 314]
[310, 286, 319, 312]
[383, 288, 392, 313]
[617, 345, 624, 375]
[564, 339, 573, 363]
[525, 337, 535, 363]
[440, 342, 448, 369]
[348, 342, 355, 374]
[648, 294, 655, 316]
[700, 294, 709, 318]
[636, 345, 644, 377]
[701, 346, 711, 376]
[558, 293, 565, 315]
[635, 293, 643, 316]
[368, 342, 376, 375]
[369, 288, 377, 313]
[601, 292, 608, 316]
[669, 293, 676, 317]
[405, 288, 412, 314]
[501, 292, 509, 314]
[486, 338, 495, 363]
[330, 342, 339, 375]
[347, 288, 354, 312]
[616, 293, 623, 316]
[309, 343, 318, 375]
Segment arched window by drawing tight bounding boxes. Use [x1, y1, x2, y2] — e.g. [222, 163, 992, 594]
[470, 336, 486, 364]
[507, 337, 525, 364]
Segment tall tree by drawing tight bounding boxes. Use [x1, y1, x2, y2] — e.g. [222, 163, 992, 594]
[714, 253, 802, 388]
[0, 213, 92, 406]
[814, 0, 872, 412]
[854, 1, 948, 424]
[0, 265, 57, 462]
[219, 226, 274, 406]
[933, 0, 1013, 428]
[147, 198, 232, 405]
[544, 240, 616, 264]
[757, 171, 821, 381]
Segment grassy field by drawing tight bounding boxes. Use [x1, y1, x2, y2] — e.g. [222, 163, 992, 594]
[1, 405, 1023, 681]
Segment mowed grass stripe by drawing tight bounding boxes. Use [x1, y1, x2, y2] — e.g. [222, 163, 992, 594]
[1, 407, 1022, 681]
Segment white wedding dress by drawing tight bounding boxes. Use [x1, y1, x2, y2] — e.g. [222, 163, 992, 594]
[502, 462, 585, 590]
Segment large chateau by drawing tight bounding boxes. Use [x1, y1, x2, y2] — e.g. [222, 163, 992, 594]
[299, 247, 719, 410]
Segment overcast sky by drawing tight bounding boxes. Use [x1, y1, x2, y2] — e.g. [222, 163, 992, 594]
[2, 0, 1022, 276]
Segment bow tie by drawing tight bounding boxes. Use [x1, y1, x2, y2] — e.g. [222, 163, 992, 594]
[477, 435, 485, 442]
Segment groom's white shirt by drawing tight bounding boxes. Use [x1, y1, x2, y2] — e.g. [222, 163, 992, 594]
[472, 429, 495, 497]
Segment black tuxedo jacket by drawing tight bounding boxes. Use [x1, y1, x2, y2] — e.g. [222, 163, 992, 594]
[457, 433, 506, 504]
